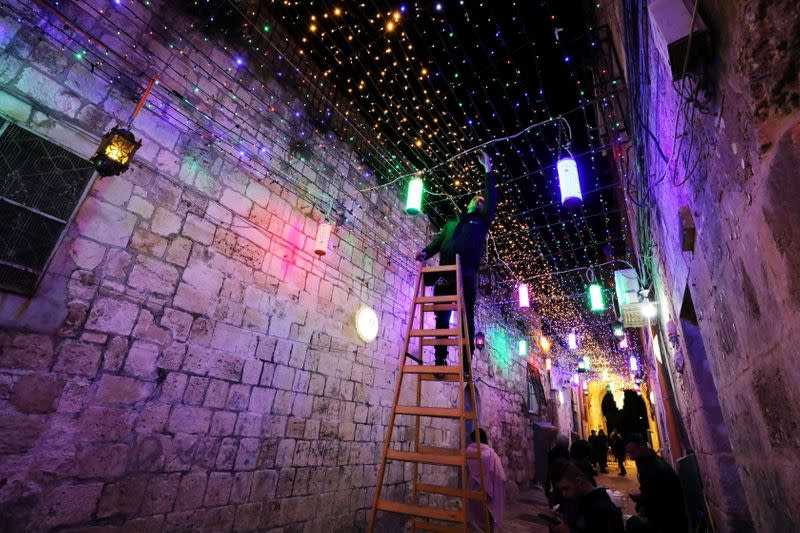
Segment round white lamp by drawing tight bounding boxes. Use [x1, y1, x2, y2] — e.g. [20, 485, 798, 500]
[355, 306, 379, 342]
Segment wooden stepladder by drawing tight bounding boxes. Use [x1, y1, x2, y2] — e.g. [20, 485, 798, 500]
[368, 256, 491, 533]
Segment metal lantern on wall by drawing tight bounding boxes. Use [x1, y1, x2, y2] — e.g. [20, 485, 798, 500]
[91, 127, 141, 177]
[475, 331, 485, 350]
[91, 78, 154, 177]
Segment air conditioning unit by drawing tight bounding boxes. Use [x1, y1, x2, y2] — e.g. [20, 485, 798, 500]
[648, 0, 711, 81]
[615, 269, 646, 327]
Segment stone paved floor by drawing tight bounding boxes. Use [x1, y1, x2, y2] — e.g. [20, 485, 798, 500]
[595, 458, 639, 519]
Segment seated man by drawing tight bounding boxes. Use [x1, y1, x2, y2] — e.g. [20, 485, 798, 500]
[625, 433, 687, 533]
[546, 459, 625, 533]
[466, 428, 506, 532]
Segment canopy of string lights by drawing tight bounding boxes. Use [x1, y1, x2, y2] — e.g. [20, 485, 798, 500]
[176, 0, 641, 381]
[15, 0, 641, 381]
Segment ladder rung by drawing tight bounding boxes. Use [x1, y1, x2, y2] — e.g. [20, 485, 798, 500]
[410, 328, 459, 337]
[415, 295, 458, 304]
[403, 365, 460, 375]
[386, 450, 464, 466]
[411, 519, 464, 533]
[375, 500, 464, 523]
[418, 445, 480, 459]
[396, 405, 474, 418]
[420, 265, 458, 273]
[416, 483, 484, 500]
[421, 303, 459, 312]
[420, 373, 462, 382]
[421, 338, 463, 346]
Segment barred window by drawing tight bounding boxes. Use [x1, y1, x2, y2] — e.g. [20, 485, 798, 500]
[527, 365, 547, 415]
[0, 120, 96, 295]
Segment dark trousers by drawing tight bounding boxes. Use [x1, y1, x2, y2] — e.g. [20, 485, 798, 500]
[433, 271, 477, 371]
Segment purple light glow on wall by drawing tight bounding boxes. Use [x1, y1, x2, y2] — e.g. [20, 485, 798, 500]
[557, 157, 582, 206]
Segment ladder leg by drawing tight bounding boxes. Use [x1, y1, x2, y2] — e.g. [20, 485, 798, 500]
[457, 256, 491, 533]
[368, 269, 425, 533]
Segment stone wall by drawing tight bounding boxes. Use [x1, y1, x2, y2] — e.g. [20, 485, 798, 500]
[0, 2, 538, 531]
[606, 0, 800, 530]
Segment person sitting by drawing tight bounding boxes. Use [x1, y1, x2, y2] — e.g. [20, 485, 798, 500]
[545, 434, 571, 506]
[545, 459, 625, 533]
[569, 439, 597, 487]
[625, 433, 687, 533]
[466, 428, 506, 532]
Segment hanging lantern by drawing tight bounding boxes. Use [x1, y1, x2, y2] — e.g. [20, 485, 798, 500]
[518, 339, 527, 356]
[588, 283, 605, 312]
[629, 355, 639, 372]
[539, 336, 551, 352]
[314, 222, 333, 256]
[619, 335, 629, 349]
[518, 283, 530, 308]
[567, 330, 578, 350]
[577, 359, 587, 373]
[91, 78, 154, 177]
[613, 321, 625, 339]
[582, 356, 590, 371]
[475, 331, 485, 350]
[91, 127, 141, 177]
[557, 157, 582, 206]
[406, 177, 423, 214]
[545, 357, 552, 371]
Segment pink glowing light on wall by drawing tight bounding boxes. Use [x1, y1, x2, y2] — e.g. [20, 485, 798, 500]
[518, 283, 530, 308]
[619, 335, 629, 349]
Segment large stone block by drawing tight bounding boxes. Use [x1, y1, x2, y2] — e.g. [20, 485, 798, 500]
[85, 297, 139, 335]
[39, 482, 104, 528]
[0, 333, 54, 370]
[167, 405, 212, 434]
[96, 374, 153, 404]
[75, 197, 138, 247]
[0, 413, 45, 454]
[15, 67, 80, 116]
[96, 474, 149, 518]
[128, 256, 180, 296]
[54, 340, 102, 376]
[10, 374, 64, 413]
[174, 472, 207, 511]
[124, 341, 160, 379]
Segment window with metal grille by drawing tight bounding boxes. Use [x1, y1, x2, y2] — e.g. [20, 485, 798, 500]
[0, 119, 96, 295]
[527, 365, 547, 415]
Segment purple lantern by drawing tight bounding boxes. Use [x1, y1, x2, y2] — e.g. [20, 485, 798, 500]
[557, 157, 582, 206]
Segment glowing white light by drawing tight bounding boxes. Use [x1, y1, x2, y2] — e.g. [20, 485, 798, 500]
[355, 306, 379, 342]
[641, 300, 657, 319]
[629, 355, 639, 372]
[518, 283, 530, 308]
[567, 330, 577, 350]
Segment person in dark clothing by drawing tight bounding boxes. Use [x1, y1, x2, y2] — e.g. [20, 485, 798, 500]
[415, 151, 498, 374]
[569, 439, 597, 487]
[545, 434, 571, 506]
[625, 433, 687, 533]
[545, 459, 625, 533]
[587, 430, 599, 469]
[609, 430, 627, 476]
[596, 429, 609, 474]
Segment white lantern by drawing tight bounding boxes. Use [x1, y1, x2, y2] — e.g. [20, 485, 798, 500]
[314, 222, 333, 256]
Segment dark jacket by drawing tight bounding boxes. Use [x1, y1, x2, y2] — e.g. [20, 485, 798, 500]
[422, 171, 498, 273]
[563, 487, 625, 533]
[635, 452, 687, 530]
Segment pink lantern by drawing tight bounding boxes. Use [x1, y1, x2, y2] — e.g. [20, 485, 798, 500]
[519, 283, 530, 308]
[619, 335, 628, 349]
[314, 222, 333, 256]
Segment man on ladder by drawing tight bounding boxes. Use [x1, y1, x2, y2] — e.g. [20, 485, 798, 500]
[415, 150, 499, 376]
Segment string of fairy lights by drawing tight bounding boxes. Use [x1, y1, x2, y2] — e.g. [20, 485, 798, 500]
[14, 0, 648, 384]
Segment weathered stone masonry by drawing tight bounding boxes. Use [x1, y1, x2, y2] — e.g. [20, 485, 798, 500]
[0, 2, 538, 531]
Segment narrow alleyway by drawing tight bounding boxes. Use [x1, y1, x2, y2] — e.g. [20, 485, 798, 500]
[596, 459, 639, 519]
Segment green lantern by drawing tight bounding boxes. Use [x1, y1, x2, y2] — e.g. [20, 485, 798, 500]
[406, 177, 423, 214]
[588, 283, 605, 312]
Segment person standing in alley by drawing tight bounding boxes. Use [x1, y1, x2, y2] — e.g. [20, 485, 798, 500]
[625, 433, 687, 533]
[596, 429, 609, 474]
[610, 429, 627, 476]
[415, 150, 498, 376]
[466, 428, 506, 532]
